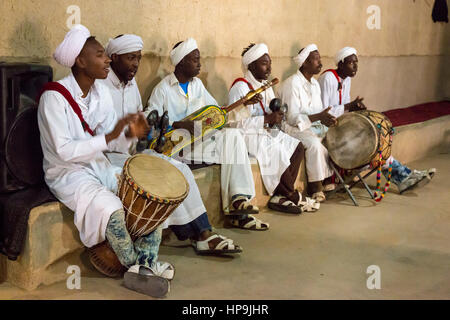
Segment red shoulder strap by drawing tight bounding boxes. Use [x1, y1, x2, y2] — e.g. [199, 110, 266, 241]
[230, 77, 266, 115]
[322, 69, 342, 105]
[38, 82, 94, 136]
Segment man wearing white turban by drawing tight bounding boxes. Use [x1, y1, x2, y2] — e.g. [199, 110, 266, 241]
[146, 38, 260, 231]
[102, 34, 243, 255]
[228, 43, 320, 215]
[278, 44, 336, 202]
[38, 25, 172, 298]
[318, 47, 435, 194]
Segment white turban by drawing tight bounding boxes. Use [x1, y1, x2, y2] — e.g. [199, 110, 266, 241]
[241, 43, 269, 73]
[53, 24, 91, 68]
[170, 38, 198, 66]
[334, 47, 357, 66]
[293, 43, 318, 67]
[105, 34, 143, 57]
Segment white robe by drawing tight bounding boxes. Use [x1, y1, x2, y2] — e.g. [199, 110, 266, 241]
[277, 70, 333, 182]
[318, 70, 351, 118]
[101, 70, 206, 228]
[228, 71, 299, 195]
[38, 72, 132, 248]
[146, 73, 255, 213]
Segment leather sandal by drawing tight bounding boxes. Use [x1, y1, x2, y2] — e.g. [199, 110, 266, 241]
[191, 234, 243, 255]
[230, 215, 269, 231]
[229, 195, 259, 215]
[268, 195, 302, 214]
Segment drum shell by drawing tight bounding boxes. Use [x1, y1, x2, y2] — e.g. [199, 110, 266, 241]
[117, 176, 185, 238]
[324, 110, 393, 170]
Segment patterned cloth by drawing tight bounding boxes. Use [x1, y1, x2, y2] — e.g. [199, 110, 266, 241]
[106, 209, 161, 268]
[382, 159, 411, 185]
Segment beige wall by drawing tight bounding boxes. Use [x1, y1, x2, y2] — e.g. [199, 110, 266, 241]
[1, 0, 449, 111]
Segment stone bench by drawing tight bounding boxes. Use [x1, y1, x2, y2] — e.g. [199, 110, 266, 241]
[0, 159, 306, 291]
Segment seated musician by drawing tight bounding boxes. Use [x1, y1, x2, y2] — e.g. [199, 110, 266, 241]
[101, 34, 244, 253]
[37, 25, 172, 297]
[228, 43, 320, 214]
[277, 44, 336, 202]
[145, 38, 268, 231]
[318, 47, 436, 193]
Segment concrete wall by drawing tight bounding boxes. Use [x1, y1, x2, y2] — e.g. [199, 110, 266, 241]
[1, 0, 448, 112]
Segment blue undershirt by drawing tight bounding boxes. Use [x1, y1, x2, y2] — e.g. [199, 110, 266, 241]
[179, 81, 189, 95]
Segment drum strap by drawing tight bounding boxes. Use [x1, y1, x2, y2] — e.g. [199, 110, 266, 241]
[323, 69, 342, 105]
[231, 78, 267, 115]
[38, 82, 95, 136]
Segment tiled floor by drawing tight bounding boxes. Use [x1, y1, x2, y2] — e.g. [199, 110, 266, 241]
[1, 153, 449, 300]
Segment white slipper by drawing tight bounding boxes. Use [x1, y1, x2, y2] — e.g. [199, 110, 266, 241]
[298, 196, 320, 213]
[124, 265, 170, 298]
[312, 191, 326, 202]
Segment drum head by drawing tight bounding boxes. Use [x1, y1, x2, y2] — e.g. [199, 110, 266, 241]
[126, 154, 188, 200]
[324, 112, 379, 169]
[5, 107, 44, 186]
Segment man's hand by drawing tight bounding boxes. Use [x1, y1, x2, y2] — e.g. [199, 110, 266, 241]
[318, 107, 337, 127]
[264, 111, 283, 126]
[105, 114, 138, 144]
[244, 93, 263, 106]
[346, 96, 366, 112]
[126, 113, 150, 139]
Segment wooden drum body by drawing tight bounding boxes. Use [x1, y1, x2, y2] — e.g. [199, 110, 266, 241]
[324, 110, 394, 170]
[88, 154, 189, 277]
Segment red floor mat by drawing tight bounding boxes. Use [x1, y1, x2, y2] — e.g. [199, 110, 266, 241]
[382, 100, 450, 127]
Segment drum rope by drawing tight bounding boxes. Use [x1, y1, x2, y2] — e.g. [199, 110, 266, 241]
[127, 192, 154, 236]
[373, 148, 393, 202]
[136, 203, 177, 236]
[134, 202, 168, 236]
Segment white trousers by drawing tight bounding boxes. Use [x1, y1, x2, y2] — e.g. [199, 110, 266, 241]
[176, 127, 256, 213]
[284, 125, 333, 182]
[242, 128, 298, 195]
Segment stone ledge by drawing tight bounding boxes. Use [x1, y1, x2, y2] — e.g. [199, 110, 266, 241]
[1, 160, 306, 291]
[391, 115, 450, 164]
[4, 202, 86, 290]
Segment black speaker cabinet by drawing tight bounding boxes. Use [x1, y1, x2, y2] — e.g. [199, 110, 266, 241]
[0, 62, 53, 193]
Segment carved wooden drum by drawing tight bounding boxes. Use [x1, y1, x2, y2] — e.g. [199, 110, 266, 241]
[88, 153, 189, 277]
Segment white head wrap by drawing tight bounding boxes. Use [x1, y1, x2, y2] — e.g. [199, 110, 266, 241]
[105, 34, 143, 57]
[293, 43, 318, 67]
[170, 38, 198, 66]
[53, 24, 91, 68]
[334, 47, 357, 66]
[241, 43, 269, 73]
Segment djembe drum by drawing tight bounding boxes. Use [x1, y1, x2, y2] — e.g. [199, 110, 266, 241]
[88, 153, 189, 277]
[324, 110, 394, 170]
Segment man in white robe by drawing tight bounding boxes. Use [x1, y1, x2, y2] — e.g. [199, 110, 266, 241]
[278, 44, 336, 202]
[38, 25, 173, 298]
[228, 43, 319, 214]
[146, 38, 262, 229]
[102, 34, 243, 252]
[318, 47, 435, 193]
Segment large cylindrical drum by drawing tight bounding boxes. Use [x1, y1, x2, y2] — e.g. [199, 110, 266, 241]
[324, 110, 393, 170]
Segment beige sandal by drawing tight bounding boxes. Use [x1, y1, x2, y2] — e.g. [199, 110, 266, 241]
[230, 215, 269, 231]
[230, 196, 259, 215]
[312, 191, 326, 202]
